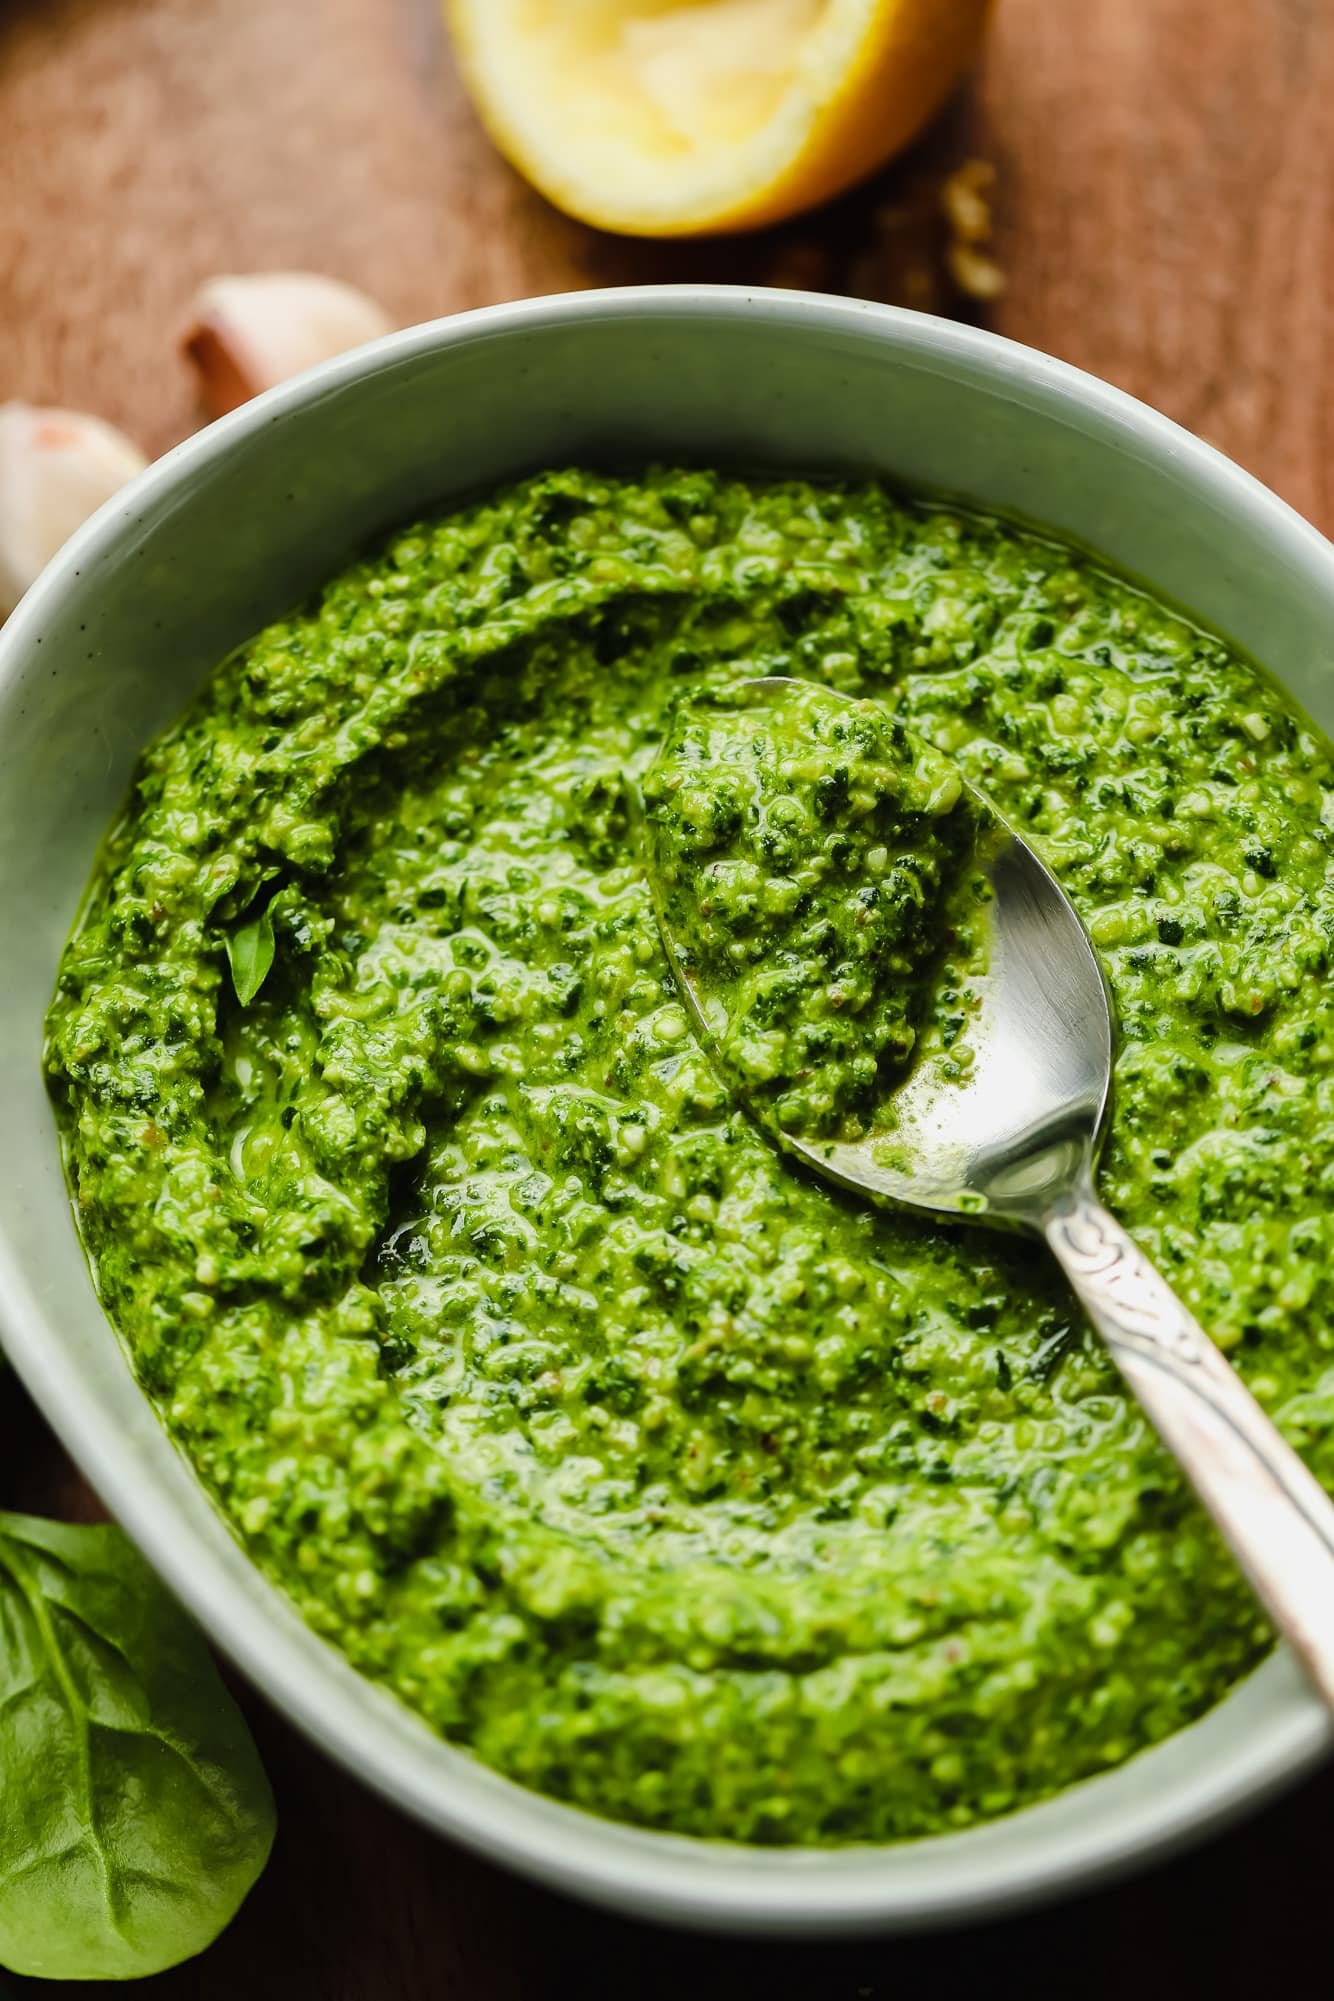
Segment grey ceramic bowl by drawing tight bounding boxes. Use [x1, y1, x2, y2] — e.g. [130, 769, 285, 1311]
[0, 287, 1330, 1935]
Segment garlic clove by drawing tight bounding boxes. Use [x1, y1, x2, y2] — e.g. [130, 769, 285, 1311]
[181, 273, 396, 418]
[0, 403, 148, 619]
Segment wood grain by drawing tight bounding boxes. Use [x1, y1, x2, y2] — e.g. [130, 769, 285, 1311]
[3, 0, 1334, 1995]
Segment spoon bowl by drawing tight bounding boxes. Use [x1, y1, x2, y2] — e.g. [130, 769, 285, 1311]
[645, 676, 1114, 1229]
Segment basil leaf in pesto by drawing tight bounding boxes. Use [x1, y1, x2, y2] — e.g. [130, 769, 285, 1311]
[226, 906, 276, 1007]
[0, 1512, 275, 1981]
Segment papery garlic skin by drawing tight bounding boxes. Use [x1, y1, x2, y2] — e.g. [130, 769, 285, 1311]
[181, 273, 396, 418]
[0, 404, 148, 619]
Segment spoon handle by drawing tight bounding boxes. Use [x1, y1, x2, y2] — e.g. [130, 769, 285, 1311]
[1045, 1183, 1334, 1713]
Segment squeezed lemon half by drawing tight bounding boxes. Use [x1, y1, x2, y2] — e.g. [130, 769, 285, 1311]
[447, 0, 994, 237]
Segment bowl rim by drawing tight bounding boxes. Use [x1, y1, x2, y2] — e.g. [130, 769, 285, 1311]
[2, 283, 1332, 1934]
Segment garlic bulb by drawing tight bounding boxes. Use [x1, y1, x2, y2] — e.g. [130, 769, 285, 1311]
[181, 273, 396, 418]
[0, 403, 147, 619]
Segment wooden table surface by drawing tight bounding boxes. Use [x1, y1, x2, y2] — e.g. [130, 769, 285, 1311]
[3, 0, 1334, 1992]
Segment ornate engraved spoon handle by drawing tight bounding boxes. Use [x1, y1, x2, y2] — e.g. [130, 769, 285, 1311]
[1045, 1182, 1334, 1712]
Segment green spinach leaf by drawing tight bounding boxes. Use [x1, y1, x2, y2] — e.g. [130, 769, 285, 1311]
[225, 906, 276, 1007]
[0, 1512, 275, 1980]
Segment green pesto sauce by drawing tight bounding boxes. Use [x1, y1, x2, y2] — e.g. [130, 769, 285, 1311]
[643, 680, 984, 1140]
[45, 468, 1334, 1845]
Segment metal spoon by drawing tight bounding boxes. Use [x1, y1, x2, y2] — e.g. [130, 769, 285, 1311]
[642, 675, 1334, 1711]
